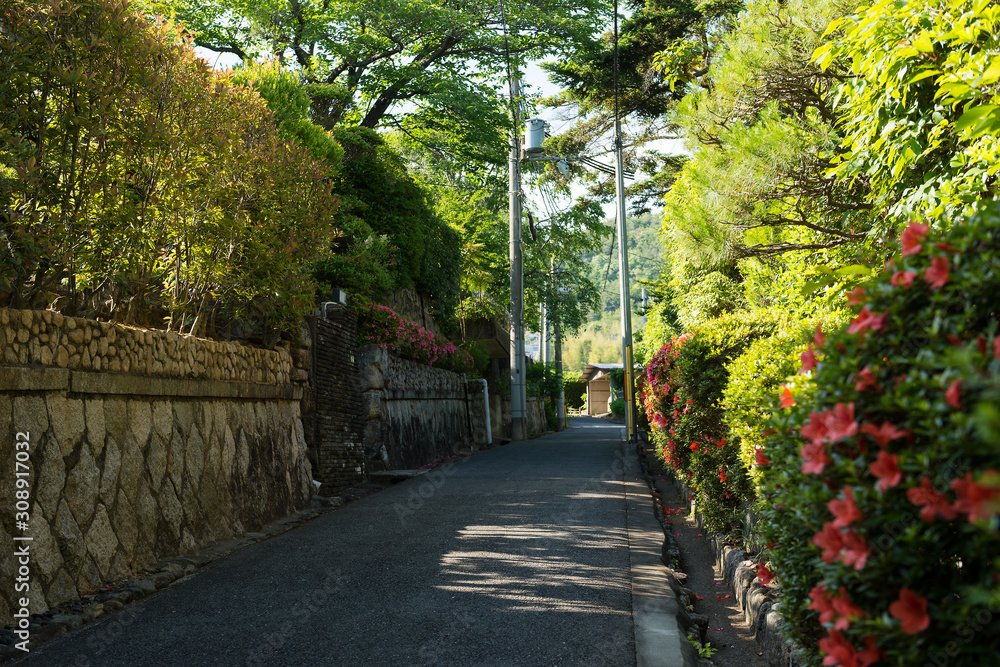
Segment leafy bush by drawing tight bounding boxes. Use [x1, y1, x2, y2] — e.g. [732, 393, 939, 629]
[0, 0, 339, 341]
[724, 310, 850, 485]
[757, 208, 1000, 665]
[332, 126, 462, 332]
[644, 311, 776, 532]
[357, 304, 473, 374]
[609, 398, 625, 417]
[564, 379, 586, 410]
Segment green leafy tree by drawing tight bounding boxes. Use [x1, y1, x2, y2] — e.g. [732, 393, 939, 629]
[815, 0, 1000, 228]
[148, 0, 603, 157]
[0, 0, 338, 341]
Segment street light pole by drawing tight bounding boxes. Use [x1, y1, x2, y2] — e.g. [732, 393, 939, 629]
[509, 76, 527, 441]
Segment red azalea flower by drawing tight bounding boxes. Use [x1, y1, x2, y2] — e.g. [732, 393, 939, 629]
[814, 324, 826, 348]
[800, 344, 818, 373]
[857, 637, 884, 667]
[652, 414, 668, 428]
[755, 448, 771, 466]
[757, 562, 776, 585]
[780, 386, 796, 408]
[828, 403, 859, 442]
[818, 631, 862, 667]
[841, 529, 871, 570]
[890, 270, 918, 288]
[854, 366, 880, 392]
[846, 287, 867, 305]
[907, 477, 958, 522]
[869, 451, 902, 492]
[801, 410, 830, 445]
[889, 588, 930, 634]
[901, 221, 929, 256]
[719, 469, 728, 483]
[812, 522, 844, 564]
[934, 241, 959, 253]
[924, 255, 950, 289]
[809, 585, 836, 624]
[847, 306, 887, 336]
[945, 379, 962, 409]
[829, 486, 863, 528]
[801, 442, 832, 475]
[859, 421, 907, 448]
[951, 471, 999, 523]
[947, 333, 963, 347]
[830, 587, 867, 631]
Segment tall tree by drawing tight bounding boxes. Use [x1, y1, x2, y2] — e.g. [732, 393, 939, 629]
[150, 0, 603, 155]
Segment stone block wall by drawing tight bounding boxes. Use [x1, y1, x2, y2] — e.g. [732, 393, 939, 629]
[357, 346, 488, 470]
[0, 309, 312, 626]
[526, 397, 547, 437]
[0, 308, 291, 383]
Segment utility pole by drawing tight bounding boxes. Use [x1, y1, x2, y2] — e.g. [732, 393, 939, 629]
[551, 259, 566, 430]
[614, 123, 636, 443]
[541, 303, 548, 366]
[509, 76, 527, 441]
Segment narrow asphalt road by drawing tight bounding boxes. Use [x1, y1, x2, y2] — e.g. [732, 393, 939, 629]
[20, 417, 637, 666]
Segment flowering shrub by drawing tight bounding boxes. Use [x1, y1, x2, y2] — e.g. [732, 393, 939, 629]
[357, 304, 473, 374]
[757, 208, 1000, 665]
[644, 312, 776, 532]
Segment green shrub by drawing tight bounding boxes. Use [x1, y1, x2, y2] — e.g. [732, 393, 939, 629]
[757, 207, 1000, 665]
[610, 398, 625, 417]
[644, 310, 777, 532]
[564, 379, 586, 410]
[331, 126, 462, 332]
[0, 0, 338, 340]
[723, 310, 850, 485]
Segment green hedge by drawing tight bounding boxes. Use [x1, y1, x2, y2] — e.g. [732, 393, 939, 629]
[644, 310, 777, 532]
[757, 207, 1000, 665]
[723, 310, 850, 486]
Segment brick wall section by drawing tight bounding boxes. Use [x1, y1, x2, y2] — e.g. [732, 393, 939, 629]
[311, 307, 365, 491]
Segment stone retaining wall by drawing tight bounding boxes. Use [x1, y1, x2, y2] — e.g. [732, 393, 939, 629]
[357, 346, 488, 470]
[0, 309, 312, 627]
[668, 472, 803, 667]
[0, 308, 290, 384]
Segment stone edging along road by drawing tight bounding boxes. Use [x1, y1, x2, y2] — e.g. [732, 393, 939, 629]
[622, 430, 701, 667]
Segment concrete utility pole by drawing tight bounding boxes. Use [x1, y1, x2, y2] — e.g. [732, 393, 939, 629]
[551, 259, 565, 431]
[509, 76, 527, 441]
[613, 123, 636, 443]
[540, 303, 548, 365]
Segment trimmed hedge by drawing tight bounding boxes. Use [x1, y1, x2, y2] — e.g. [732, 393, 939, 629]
[723, 310, 851, 486]
[644, 310, 777, 532]
[756, 207, 1000, 665]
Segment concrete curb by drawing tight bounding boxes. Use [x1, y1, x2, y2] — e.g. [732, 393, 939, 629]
[623, 435, 700, 667]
